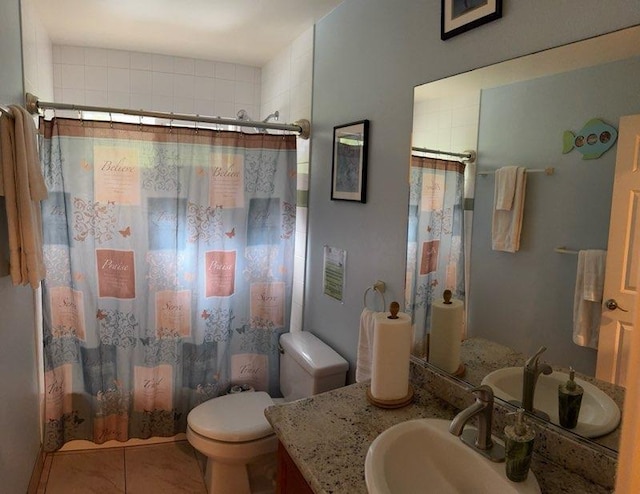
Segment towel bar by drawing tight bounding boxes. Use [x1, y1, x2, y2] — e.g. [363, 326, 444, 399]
[363, 281, 386, 311]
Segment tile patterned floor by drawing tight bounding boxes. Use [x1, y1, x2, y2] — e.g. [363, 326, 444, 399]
[37, 441, 207, 493]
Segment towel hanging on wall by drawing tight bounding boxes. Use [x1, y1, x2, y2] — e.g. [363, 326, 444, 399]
[573, 250, 607, 348]
[0, 105, 48, 288]
[492, 166, 527, 252]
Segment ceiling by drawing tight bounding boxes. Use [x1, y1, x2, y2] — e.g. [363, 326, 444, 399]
[32, 0, 344, 67]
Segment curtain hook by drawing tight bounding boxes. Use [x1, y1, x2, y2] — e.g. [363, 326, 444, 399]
[138, 114, 143, 130]
[194, 116, 199, 134]
[169, 112, 174, 133]
[79, 110, 84, 126]
[109, 112, 113, 128]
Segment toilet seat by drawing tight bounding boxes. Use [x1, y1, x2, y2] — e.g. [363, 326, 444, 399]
[187, 391, 275, 442]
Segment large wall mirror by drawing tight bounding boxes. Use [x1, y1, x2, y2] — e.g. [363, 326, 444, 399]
[407, 25, 640, 453]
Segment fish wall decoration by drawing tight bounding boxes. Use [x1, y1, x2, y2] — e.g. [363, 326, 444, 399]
[562, 118, 618, 159]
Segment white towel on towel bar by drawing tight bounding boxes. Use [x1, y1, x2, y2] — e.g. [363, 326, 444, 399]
[356, 308, 377, 382]
[492, 166, 527, 252]
[573, 249, 607, 349]
[495, 165, 518, 210]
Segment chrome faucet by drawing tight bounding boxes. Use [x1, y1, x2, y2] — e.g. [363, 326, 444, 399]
[449, 385, 505, 462]
[522, 346, 553, 416]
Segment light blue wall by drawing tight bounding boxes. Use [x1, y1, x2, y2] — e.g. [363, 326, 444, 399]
[470, 57, 640, 375]
[308, 0, 640, 382]
[0, 1, 42, 492]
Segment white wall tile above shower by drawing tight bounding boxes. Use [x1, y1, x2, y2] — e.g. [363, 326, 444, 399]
[173, 57, 195, 75]
[107, 91, 130, 109]
[131, 91, 153, 110]
[85, 89, 108, 107]
[84, 47, 108, 67]
[107, 49, 130, 69]
[108, 67, 130, 93]
[131, 52, 153, 71]
[60, 45, 84, 65]
[194, 77, 215, 101]
[130, 69, 152, 94]
[61, 87, 85, 105]
[152, 72, 174, 96]
[173, 74, 195, 96]
[235, 65, 256, 83]
[195, 59, 215, 78]
[60, 64, 84, 89]
[152, 54, 174, 73]
[173, 96, 195, 115]
[85, 66, 108, 91]
[234, 81, 254, 106]
[215, 62, 236, 80]
[214, 79, 235, 103]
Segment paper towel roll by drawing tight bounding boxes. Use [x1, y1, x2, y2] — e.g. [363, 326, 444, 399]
[370, 311, 412, 401]
[429, 294, 464, 374]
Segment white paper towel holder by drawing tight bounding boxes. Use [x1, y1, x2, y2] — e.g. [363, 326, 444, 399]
[366, 301, 415, 409]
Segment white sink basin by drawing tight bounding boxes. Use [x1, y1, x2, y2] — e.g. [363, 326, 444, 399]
[481, 367, 620, 438]
[364, 418, 540, 494]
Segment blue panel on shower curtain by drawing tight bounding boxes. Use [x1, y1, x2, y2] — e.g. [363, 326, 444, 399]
[247, 197, 281, 246]
[147, 197, 187, 250]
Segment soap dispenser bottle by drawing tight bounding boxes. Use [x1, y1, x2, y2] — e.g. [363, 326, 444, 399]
[558, 367, 583, 429]
[504, 408, 535, 483]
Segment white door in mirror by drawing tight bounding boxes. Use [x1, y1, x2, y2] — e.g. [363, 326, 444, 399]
[597, 113, 640, 386]
[364, 418, 541, 494]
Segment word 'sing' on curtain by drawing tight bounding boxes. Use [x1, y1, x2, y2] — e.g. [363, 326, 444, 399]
[38, 118, 297, 451]
[405, 156, 465, 358]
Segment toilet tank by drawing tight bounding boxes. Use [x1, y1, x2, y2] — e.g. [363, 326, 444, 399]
[279, 331, 349, 401]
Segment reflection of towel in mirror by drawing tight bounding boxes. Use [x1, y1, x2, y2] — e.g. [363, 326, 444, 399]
[492, 166, 527, 252]
[356, 308, 376, 382]
[573, 250, 607, 348]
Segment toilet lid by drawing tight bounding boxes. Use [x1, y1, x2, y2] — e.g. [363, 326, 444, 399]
[187, 391, 275, 442]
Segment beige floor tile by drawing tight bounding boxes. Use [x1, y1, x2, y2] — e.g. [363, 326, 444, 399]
[45, 448, 125, 494]
[124, 441, 206, 494]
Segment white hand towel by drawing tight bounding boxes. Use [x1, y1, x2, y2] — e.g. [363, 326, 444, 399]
[573, 250, 607, 348]
[356, 308, 376, 382]
[583, 249, 606, 302]
[495, 166, 518, 210]
[492, 166, 527, 252]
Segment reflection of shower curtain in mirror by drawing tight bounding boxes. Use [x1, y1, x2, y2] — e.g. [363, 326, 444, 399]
[38, 118, 296, 451]
[406, 156, 465, 357]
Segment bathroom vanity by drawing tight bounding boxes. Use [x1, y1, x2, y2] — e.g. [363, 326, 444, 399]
[265, 371, 614, 494]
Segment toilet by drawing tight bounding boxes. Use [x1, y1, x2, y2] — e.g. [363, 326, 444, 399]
[186, 331, 349, 494]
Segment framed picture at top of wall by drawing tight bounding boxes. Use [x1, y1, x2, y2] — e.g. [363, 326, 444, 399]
[331, 119, 369, 203]
[441, 0, 502, 40]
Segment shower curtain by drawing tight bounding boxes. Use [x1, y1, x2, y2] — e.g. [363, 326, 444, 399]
[406, 155, 465, 357]
[39, 118, 297, 451]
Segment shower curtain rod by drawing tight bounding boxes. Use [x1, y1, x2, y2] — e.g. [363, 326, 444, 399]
[412, 146, 476, 162]
[0, 104, 14, 119]
[24, 92, 311, 139]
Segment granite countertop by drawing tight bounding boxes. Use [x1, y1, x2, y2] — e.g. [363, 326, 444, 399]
[265, 382, 612, 494]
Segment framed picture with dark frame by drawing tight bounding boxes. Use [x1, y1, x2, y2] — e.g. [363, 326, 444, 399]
[441, 0, 502, 40]
[331, 119, 369, 203]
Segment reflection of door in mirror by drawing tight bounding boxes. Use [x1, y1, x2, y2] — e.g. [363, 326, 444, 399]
[597, 114, 640, 386]
[405, 156, 466, 358]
